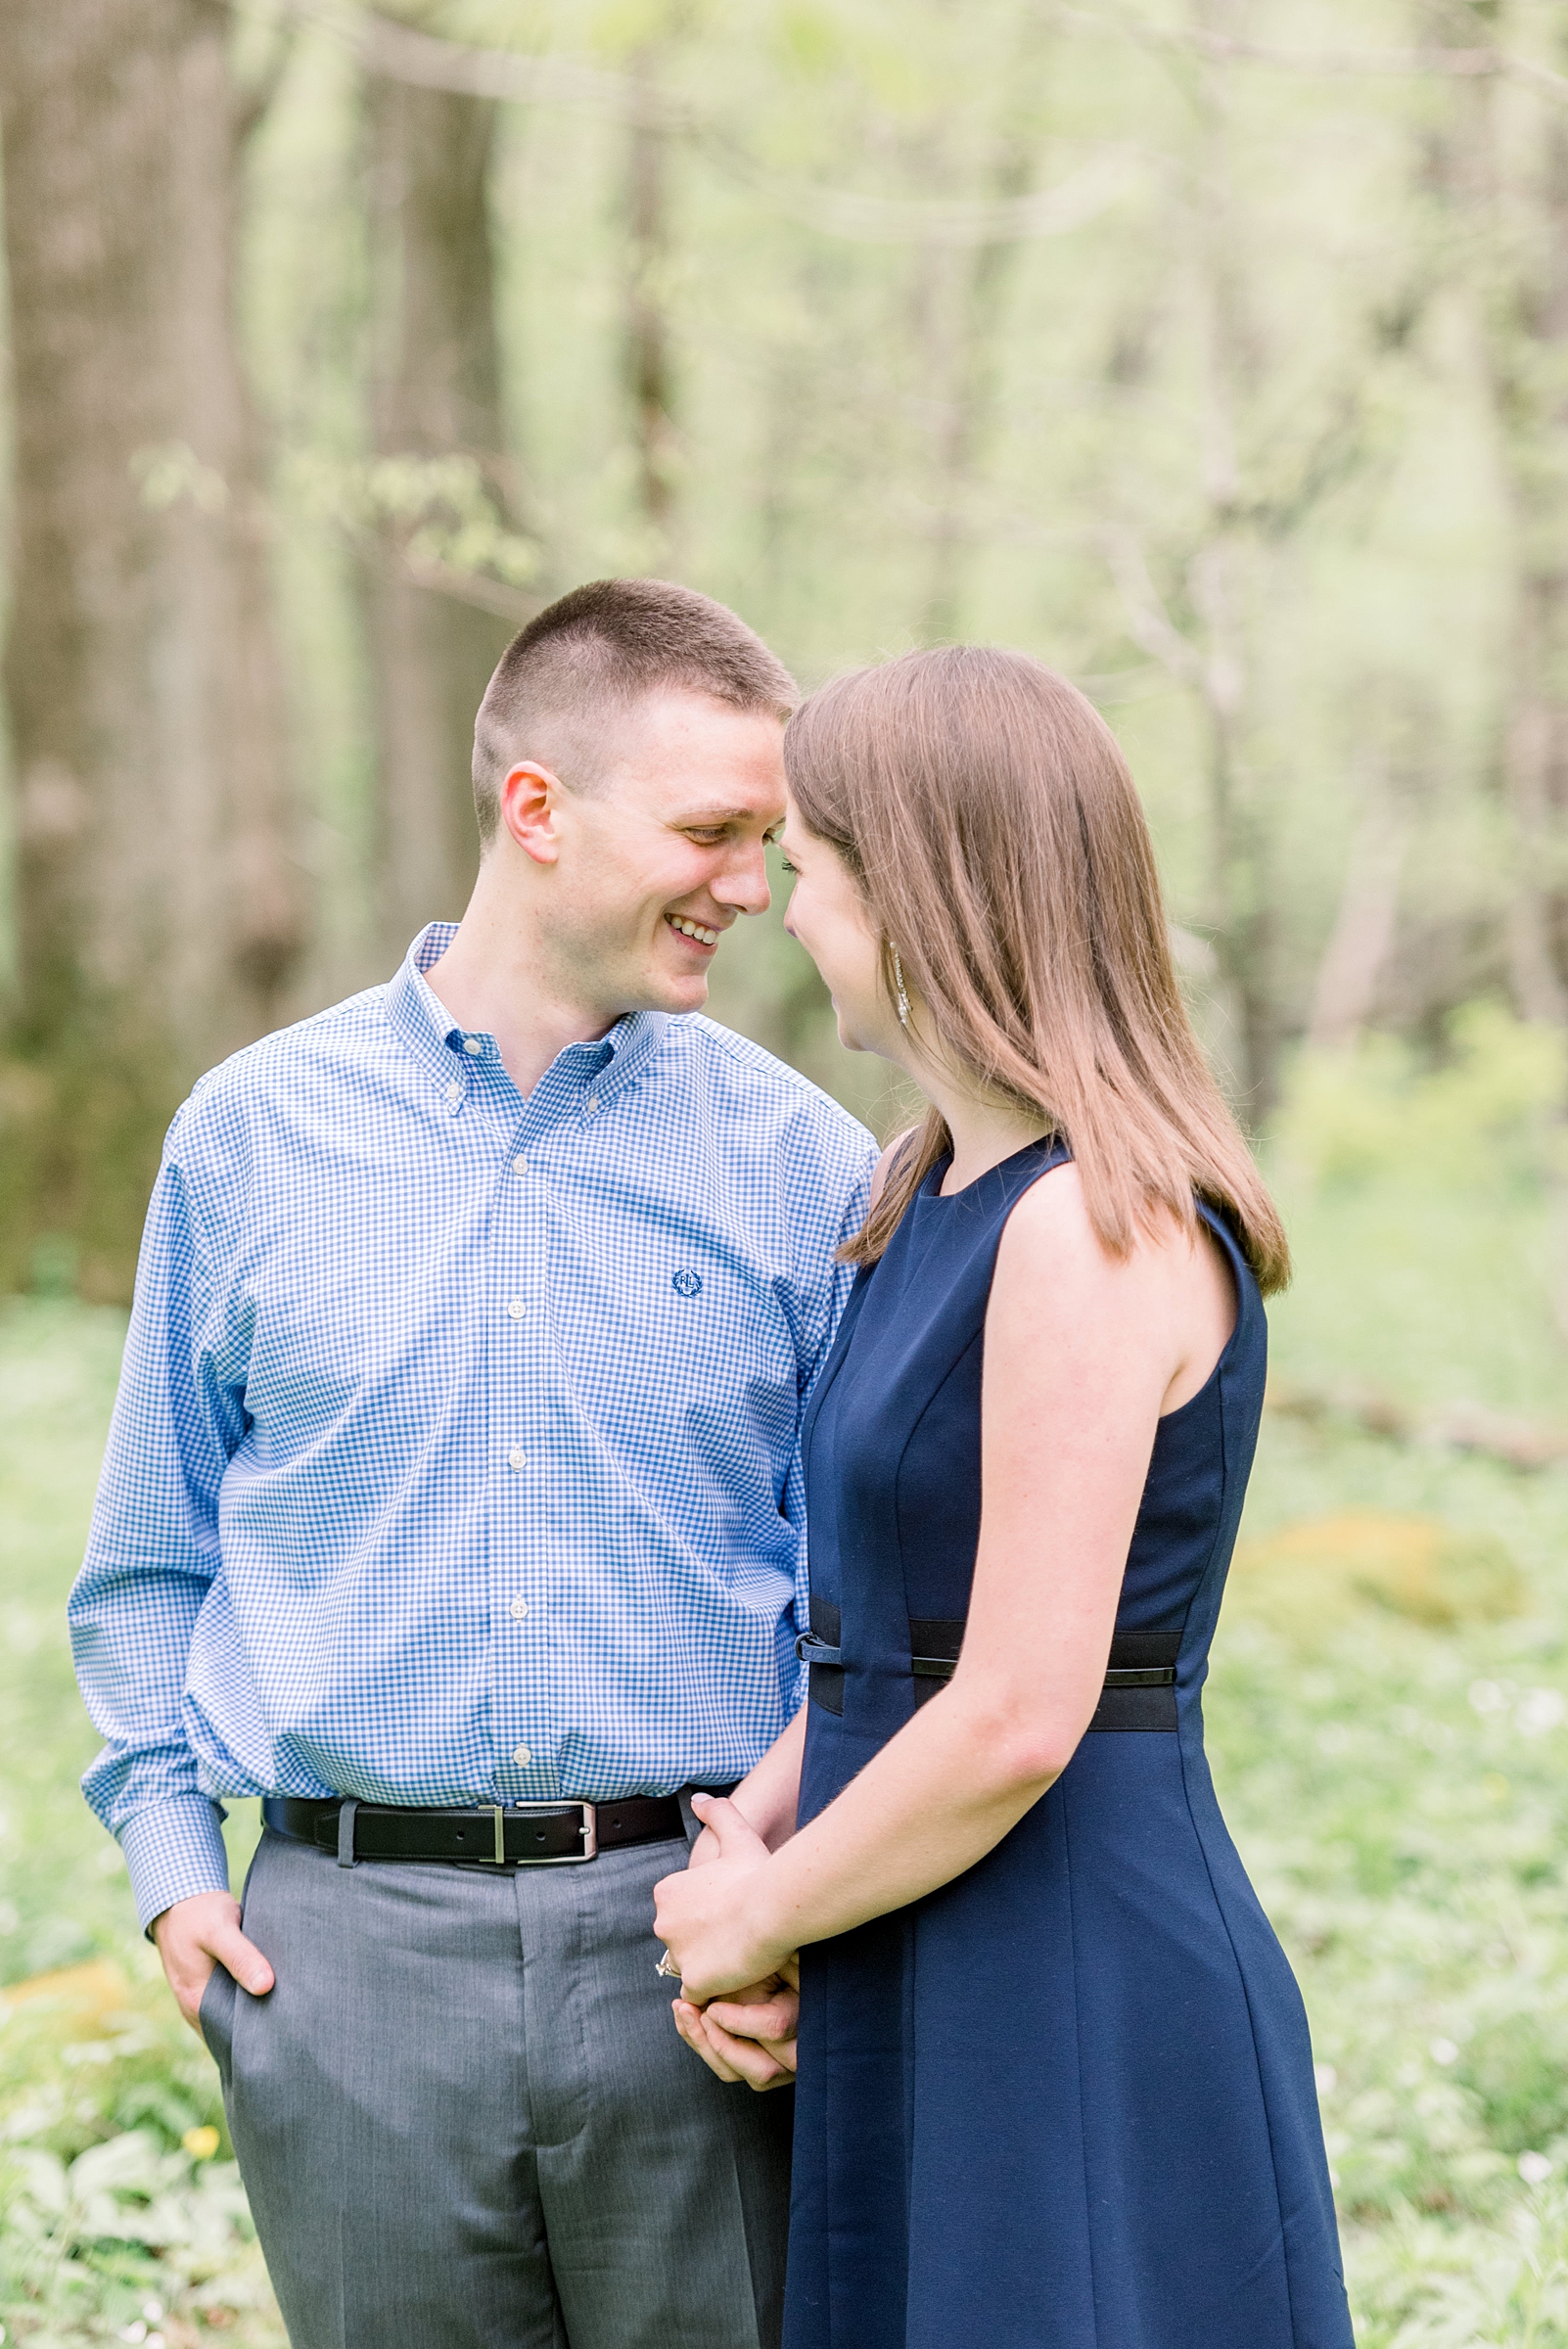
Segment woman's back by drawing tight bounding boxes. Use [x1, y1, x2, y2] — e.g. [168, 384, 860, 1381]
[787, 1137, 1353, 2349]
[648, 644, 1351, 2348]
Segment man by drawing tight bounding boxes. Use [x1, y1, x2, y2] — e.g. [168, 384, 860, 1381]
[69, 578, 877, 2349]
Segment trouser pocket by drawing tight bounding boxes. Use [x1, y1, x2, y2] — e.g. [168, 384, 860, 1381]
[198, 1961, 237, 2083]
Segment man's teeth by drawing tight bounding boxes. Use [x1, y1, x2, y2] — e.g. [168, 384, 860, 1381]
[669, 915, 719, 946]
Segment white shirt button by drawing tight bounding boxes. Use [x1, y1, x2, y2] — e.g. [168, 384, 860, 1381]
[510, 1596, 530, 1620]
[512, 1154, 528, 1174]
[445, 1081, 462, 1103]
[513, 1745, 531, 1768]
[508, 1447, 528, 1472]
[583, 1094, 599, 1117]
[463, 1036, 483, 1056]
[506, 1298, 527, 1319]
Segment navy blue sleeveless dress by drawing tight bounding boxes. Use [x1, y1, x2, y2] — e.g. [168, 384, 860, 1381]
[785, 1138, 1353, 2349]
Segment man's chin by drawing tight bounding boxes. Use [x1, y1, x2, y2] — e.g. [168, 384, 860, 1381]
[623, 966, 711, 1018]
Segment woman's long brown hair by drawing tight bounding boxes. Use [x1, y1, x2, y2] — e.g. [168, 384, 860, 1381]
[784, 646, 1291, 1292]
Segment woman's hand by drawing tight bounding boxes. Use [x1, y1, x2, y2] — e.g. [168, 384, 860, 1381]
[653, 1793, 792, 2003]
[672, 1962, 800, 2092]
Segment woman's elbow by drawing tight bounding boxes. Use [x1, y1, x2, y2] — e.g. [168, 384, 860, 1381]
[953, 1683, 1084, 1794]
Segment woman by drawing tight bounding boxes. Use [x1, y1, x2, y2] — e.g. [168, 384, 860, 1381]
[653, 647, 1353, 2349]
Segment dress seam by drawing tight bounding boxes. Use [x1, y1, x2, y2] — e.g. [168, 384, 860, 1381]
[1177, 1362, 1301, 2345]
[1061, 1780, 1102, 2348]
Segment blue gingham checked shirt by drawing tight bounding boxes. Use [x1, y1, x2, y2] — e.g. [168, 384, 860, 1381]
[70, 924, 877, 1929]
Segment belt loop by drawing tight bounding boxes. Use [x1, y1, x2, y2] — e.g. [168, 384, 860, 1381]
[337, 1799, 359, 1868]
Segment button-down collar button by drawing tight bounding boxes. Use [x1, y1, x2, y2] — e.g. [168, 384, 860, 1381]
[445, 1080, 462, 1103]
[512, 1154, 529, 1174]
[508, 1447, 528, 1472]
[513, 1744, 531, 1768]
[506, 1298, 527, 1319]
[463, 1036, 483, 1056]
[510, 1595, 530, 1620]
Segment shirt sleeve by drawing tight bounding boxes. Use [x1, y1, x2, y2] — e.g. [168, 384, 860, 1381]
[69, 1133, 249, 1931]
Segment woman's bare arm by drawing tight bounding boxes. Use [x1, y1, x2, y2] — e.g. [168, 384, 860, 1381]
[654, 1165, 1233, 1999]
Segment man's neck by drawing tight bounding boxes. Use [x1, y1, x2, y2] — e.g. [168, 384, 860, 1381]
[423, 897, 621, 1099]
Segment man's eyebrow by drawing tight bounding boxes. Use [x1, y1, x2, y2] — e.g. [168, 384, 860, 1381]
[669, 806, 777, 825]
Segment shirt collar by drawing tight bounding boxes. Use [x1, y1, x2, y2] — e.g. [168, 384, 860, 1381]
[383, 922, 672, 1108]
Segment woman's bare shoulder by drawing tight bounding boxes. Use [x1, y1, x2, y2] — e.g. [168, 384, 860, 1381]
[993, 1160, 1178, 1321]
[997, 1157, 1099, 1262]
[869, 1126, 922, 1211]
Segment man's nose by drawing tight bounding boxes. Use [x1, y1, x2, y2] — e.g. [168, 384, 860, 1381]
[712, 838, 772, 918]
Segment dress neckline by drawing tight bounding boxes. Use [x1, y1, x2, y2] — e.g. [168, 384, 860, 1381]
[918, 1130, 1063, 1205]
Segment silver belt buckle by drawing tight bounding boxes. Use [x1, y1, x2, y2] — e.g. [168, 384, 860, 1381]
[492, 1801, 598, 1865]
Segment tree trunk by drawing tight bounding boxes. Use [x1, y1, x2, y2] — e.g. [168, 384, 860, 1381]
[1188, 7, 1278, 1117]
[1307, 763, 1408, 1052]
[1459, 13, 1568, 1337]
[363, 71, 515, 959]
[1490, 113, 1568, 1027]
[625, 51, 679, 562]
[0, 0, 306, 1300]
[920, 26, 1051, 646]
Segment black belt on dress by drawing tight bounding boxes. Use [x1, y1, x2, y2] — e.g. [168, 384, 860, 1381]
[798, 1606, 1180, 1732]
[260, 1789, 722, 1868]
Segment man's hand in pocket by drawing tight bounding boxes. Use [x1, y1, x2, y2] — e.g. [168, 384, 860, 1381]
[152, 1892, 274, 2037]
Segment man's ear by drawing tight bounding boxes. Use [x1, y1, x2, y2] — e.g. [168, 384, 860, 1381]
[499, 762, 564, 866]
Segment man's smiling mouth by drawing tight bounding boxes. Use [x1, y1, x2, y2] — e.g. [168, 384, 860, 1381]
[667, 914, 721, 947]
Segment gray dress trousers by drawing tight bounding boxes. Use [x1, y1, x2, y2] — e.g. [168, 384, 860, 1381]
[200, 1820, 791, 2349]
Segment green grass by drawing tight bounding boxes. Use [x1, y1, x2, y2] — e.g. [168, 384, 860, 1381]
[8, 1012, 1568, 2343]
[0, 1300, 281, 2347]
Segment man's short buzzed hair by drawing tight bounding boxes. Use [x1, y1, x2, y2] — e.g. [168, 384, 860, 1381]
[471, 577, 798, 846]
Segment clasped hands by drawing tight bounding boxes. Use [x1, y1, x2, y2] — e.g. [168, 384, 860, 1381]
[655, 1792, 800, 2095]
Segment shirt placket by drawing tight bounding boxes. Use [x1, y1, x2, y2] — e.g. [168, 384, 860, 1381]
[466, 1033, 616, 1801]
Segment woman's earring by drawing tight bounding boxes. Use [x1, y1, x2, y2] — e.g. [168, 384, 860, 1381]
[893, 949, 910, 1029]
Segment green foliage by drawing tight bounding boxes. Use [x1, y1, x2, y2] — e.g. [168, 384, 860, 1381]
[1265, 1004, 1568, 1422]
[0, 1984, 281, 2347]
[0, 1299, 274, 2343]
[218, 0, 1566, 1129]
[1274, 1008, 1568, 1196]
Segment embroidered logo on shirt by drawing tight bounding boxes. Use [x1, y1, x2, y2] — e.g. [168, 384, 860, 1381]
[671, 1269, 704, 1298]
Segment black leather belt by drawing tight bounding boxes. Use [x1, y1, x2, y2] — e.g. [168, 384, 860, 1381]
[261, 1790, 714, 1868]
[799, 1607, 1181, 1732]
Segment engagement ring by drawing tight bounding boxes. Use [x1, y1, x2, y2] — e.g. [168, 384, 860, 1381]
[655, 1949, 682, 1980]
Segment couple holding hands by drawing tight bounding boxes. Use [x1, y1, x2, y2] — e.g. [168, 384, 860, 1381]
[70, 579, 1354, 2349]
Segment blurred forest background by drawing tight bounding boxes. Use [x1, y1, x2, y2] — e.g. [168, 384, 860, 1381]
[18, 2, 1568, 2345]
[7, 0, 1568, 1287]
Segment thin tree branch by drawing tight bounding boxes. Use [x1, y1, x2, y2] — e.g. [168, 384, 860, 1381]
[1268, 1379, 1568, 1472]
[1099, 527, 1206, 687]
[389, 546, 542, 624]
[234, 13, 300, 145]
[1046, 3, 1568, 107]
[292, 5, 1138, 247]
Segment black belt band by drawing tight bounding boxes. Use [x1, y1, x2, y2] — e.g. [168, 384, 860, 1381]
[799, 1613, 1182, 1732]
[260, 1790, 712, 1868]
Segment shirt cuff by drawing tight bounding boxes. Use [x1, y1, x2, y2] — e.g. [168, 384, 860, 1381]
[118, 1795, 231, 1936]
